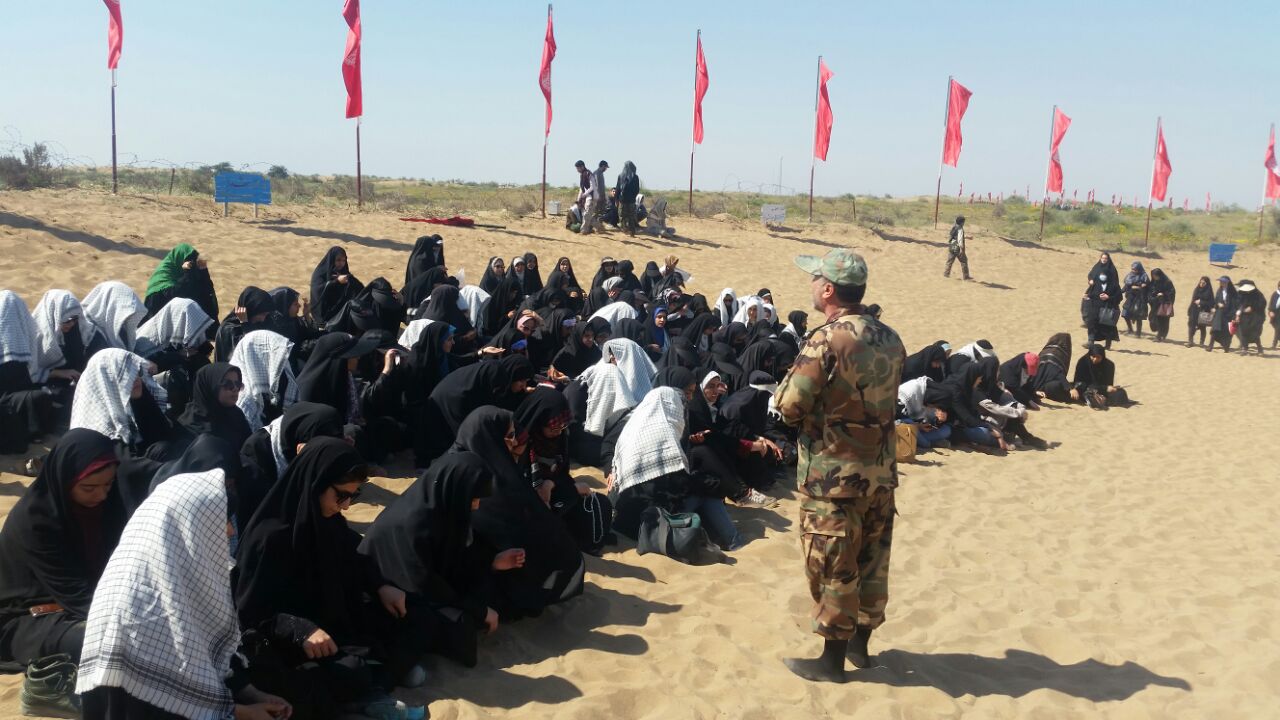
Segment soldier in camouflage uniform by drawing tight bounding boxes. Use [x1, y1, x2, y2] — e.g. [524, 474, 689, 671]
[774, 248, 905, 683]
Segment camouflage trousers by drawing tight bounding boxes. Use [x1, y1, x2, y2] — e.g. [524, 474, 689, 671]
[799, 487, 895, 640]
[943, 246, 970, 279]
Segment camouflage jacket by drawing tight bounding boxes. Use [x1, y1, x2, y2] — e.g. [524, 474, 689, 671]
[775, 311, 905, 500]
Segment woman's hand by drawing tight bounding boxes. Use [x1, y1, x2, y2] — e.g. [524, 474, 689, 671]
[382, 349, 399, 375]
[235, 703, 290, 720]
[753, 437, 783, 460]
[378, 585, 407, 619]
[50, 368, 80, 381]
[484, 608, 500, 634]
[336, 274, 349, 285]
[235, 306, 249, 323]
[574, 481, 592, 496]
[535, 481, 553, 506]
[235, 687, 292, 720]
[302, 628, 338, 659]
[492, 548, 526, 571]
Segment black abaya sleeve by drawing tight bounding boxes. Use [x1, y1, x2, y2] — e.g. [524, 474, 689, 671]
[131, 388, 175, 455]
[20, 540, 99, 620]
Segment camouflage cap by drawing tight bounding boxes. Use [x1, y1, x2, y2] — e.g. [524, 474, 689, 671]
[794, 248, 868, 287]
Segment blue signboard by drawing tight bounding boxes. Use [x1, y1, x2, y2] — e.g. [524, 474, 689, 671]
[1208, 242, 1237, 264]
[214, 172, 272, 205]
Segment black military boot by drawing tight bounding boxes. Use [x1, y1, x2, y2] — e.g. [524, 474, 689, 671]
[20, 654, 80, 718]
[848, 626, 875, 669]
[784, 639, 847, 683]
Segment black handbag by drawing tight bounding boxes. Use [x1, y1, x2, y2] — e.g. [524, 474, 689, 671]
[1098, 307, 1119, 326]
[635, 507, 724, 565]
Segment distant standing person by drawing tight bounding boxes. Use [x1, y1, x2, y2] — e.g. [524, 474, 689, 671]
[581, 161, 608, 235]
[615, 162, 641, 237]
[1270, 280, 1280, 349]
[943, 215, 971, 280]
[571, 160, 590, 230]
[775, 248, 905, 683]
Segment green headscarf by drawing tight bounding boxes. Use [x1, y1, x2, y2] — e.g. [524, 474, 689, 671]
[145, 243, 198, 297]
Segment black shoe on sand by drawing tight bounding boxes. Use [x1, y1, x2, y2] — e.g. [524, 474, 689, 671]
[848, 626, 875, 669]
[784, 639, 848, 683]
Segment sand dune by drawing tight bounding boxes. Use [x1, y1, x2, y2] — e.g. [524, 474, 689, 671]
[1, 188, 1277, 719]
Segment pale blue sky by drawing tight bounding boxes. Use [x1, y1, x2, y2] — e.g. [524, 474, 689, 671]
[4, 0, 1278, 206]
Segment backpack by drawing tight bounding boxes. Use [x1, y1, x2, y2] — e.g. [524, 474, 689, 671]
[635, 507, 725, 565]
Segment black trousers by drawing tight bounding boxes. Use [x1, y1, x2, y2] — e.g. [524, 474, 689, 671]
[0, 612, 85, 667]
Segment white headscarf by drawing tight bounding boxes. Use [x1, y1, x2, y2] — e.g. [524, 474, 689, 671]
[77, 470, 239, 720]
[716, 289, 739, 327]
[82, 281, 146, 351]
[577, 363, 635, 436]
[70, 348, 167, 444]
[599, 338, 655, 404]
[0, 290, 39, 382]
[458, 285, 490, 335]
[732, 295, 766, 326]
[611, 387, 689, 494]
[31, 290, 98, 382]
[955, 340, 997, 365]
[229, 330, 297, 430]
[134, 298, 213, 358]
[589, 301, 639, 326]
[398, 318, 436, 349]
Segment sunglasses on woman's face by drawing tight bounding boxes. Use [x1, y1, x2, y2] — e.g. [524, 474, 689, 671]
[218, 380, 245, 392]
[333, 487, 362, 504]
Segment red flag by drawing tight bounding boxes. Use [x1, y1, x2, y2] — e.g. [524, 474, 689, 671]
[103, 0, 122, 70]
[538, 7, 556, 137]
[1150, 121, 1171, 201]
[692, 33, 709, 145]
[1264, 125, 1280, 200]
[942, 78, 972, 167]
[341, 0, 362, 119]
[812, 59, 834, 161]
[1046, 107, 1071, 193]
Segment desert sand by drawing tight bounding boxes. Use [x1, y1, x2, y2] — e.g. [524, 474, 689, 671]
[1, 188, 1278, 719]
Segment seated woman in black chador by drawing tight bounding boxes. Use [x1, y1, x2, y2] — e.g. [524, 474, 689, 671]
[360, 452, 527, 668]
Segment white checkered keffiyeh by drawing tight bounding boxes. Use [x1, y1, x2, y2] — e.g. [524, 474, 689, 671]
[577, 363, 635, 436]
[599, 338, 656, 404]
[76, 470, 239, 720]
[70, 348, 168, 444]
[589, 301, 639, 327]
[264, 415, 289, 480]
[31, 290, 99, 382]
[134, 298, 213, 358]
[230, 330, 297, 430]
[0, 290, 39, 382]
[81, 281, 147, 351]
[398, 318, 436, 349]
[611, 386, 689, 494]
[459, 284, 490, 334]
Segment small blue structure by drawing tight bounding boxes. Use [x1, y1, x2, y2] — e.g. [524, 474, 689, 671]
[1208, 242, 1237, 264]
[214, 172, 272, 217]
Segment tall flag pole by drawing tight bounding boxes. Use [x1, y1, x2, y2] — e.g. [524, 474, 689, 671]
[1040, 105, 1071, 239]
[103, 0, 123, 195]
[689, 29, 708, 216]
[809, 57, 834, 223]
[1260, 123, 1280, 242]
[538, 5, 556, 218]
[1145, 117, 1172, 248]
[341, 0, 363, 208]
[935, 77, 972, 227]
